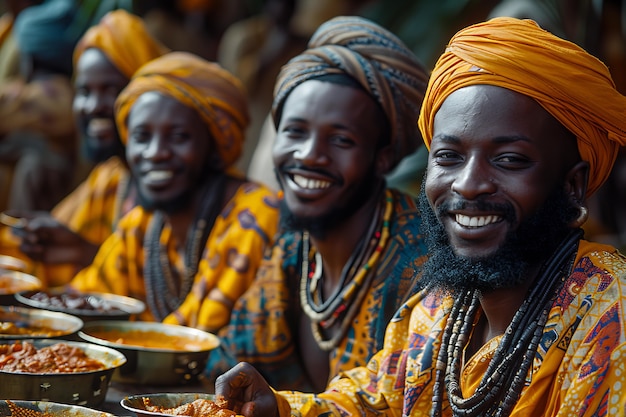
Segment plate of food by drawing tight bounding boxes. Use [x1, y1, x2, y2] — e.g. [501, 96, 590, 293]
[121, 393, 243, 417]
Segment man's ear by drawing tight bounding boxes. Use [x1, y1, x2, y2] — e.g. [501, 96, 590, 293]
[375, 145, 394, 176]
[565, 160, 590, 204]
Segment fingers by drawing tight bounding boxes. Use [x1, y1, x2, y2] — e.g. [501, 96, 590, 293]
[214, 363, 279, 417]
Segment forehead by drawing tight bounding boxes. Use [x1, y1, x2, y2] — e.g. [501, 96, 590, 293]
[128, 91, 202, 124]
[281, 79, 382, 125]
[75, 48, 127, 83]
[432, 84, 575, 154]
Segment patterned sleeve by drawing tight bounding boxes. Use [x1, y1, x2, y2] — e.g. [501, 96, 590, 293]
[69, 207, 152, 320]
[165, 183, 279, 332]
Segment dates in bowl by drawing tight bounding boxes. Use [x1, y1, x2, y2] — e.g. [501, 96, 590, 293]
[15, 289, 145, 322]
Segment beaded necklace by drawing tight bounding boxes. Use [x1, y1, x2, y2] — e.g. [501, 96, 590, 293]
[299, 189, 394, 351]
[430, 228, 583, 417]
[143, 174, 226, 321]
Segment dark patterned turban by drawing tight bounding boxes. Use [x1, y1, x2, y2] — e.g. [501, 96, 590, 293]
[115, 51, 249, 168]
[272, 16, 429, 170]
[418, 17, 626, 196]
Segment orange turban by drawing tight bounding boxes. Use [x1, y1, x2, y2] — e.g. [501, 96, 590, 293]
[115, 52, 249, 168]
[273, 16, 429, 170]
[418, 17, 626, 196]
[73, 9, 169, 78]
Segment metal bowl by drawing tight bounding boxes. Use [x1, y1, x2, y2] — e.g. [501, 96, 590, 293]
[79, 321, 220, 386]
[15, 289, 145, 322]
[0, 339, 127, 407]
[0, 400, 118, 417]
[0, 306, 83, 339]
[0, 255, 30, 272]
[121, 393, 216, 417]
[0, 270, 42, 305]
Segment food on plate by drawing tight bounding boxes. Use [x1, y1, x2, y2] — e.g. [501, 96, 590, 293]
[86, 329, 213, 351]
[0, 341, 106, 373]
[0, 321, 65, 337]
[25, 292, 126, 314]
[0, 275, 40, 294]
[142, 397, 243, 417]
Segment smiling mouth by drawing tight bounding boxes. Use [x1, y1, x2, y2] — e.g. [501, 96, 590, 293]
[144, 170, 174, 182]
[455, 214, 503, 228]
[292, 174, 332, 190]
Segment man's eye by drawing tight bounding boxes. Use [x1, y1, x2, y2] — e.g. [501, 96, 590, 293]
[433, 151, 461, 164]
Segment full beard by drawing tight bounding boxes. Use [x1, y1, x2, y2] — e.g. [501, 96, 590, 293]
[81, 135, 125, 164]
[417, 183, 578, 295]
[277, 166, 383, 239]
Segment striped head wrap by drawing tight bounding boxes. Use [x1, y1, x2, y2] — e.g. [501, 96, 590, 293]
[74, 9, 169, 79]
[418, 17, 626, 196]
[115, 51, 249, 168]
[272, 16, 429, 170]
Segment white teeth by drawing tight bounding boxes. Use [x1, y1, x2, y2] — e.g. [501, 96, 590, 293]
[293, 174, 331, 190]
[456, 214, 501, 228]
[145, 170, 173, 181]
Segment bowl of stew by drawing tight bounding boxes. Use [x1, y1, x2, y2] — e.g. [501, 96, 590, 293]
[78, 321, 219, 385]
[16, 289, 145, 322]
[0, 339, 126, 406]
[0, 306, 83, 340]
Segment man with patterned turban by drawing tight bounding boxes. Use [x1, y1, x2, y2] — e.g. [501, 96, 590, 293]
[213, 17, 626, 417]
[205, 16, 430, 392]
[0, 9, 168, 287]
[69, 51, 280, 332]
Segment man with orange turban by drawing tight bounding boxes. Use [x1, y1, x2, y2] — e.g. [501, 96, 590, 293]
[0, 9, 168, 286]
[69, 51, 279, 332]
[212, 17, 626, 417]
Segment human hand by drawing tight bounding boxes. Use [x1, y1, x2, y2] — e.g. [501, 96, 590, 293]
[214, 362, 279, 417]
[6, 211, 99, 266]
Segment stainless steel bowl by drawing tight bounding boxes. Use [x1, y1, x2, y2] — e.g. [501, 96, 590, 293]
[0, 270, 42, 305]
[0, 339, 127, 407]
[15, 289, 146, 322]
[0, 400, 118, 417]
[121, 393, 216, 417]
[0, 255, 30, 272]
[79, 321, 219, 385]
[0, 306, 83, 339]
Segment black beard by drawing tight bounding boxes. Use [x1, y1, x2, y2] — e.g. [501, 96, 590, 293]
[277, 166, 383, 239]
[135, 165, 219, 215]
[81, 135, 125, 164]
[417, 183, 578, 295]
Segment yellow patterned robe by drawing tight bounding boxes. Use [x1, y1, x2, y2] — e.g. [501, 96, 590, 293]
[278, 240, 626, 416]
[70, 182, 279, 332]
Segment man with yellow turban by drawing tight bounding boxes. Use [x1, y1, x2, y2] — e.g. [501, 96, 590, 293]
[205, 15, 430, 392]
[69, 51, 279, 332]
[0, 9, 168, 286]
[212, 17, 626, 417]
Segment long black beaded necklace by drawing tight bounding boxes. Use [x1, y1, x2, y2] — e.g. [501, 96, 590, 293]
[430, 228, 583, 417]
[143, 173, 227, 321]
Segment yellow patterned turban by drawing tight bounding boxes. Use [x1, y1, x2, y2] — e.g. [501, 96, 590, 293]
[115, 51, 249, 168]
[418, 17, 626, 196]
[74, 9, 169, 78]
[273, 16, 429, 170]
